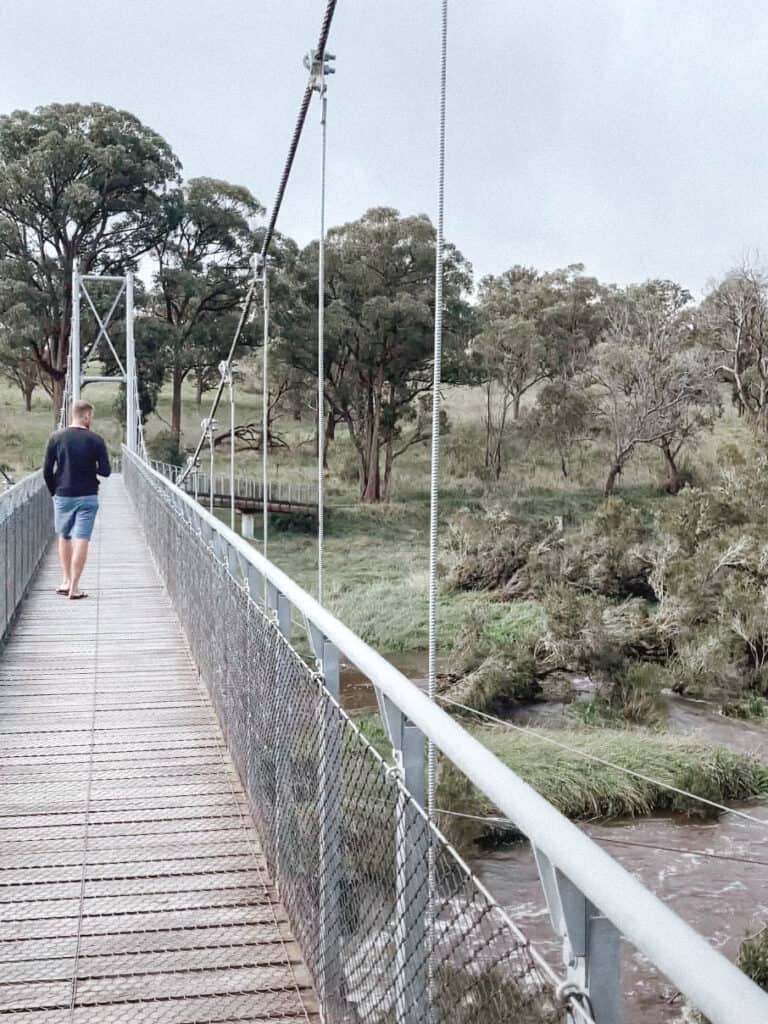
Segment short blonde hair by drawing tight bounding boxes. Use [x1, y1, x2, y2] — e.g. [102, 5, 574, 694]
[72, 399, 94, 420]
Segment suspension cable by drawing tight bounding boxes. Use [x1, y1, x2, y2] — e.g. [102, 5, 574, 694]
[438, 695, 768, 830]
[262, 266, 270, 567]
[178, 0, 339, 486]
[427, 0, 448, 822]
[317, 75, 329, 603]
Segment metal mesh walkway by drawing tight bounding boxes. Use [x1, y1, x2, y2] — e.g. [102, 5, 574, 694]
[0, 477, 317, 1022]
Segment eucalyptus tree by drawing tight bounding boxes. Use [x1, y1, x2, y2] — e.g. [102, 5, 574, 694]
[472, 264, 604, 479]
[276, 207, 472, 501]
[141, 177, 264, 439]
[589, 280, 720, 495]
[701, 262, 768, 431]
[0, 102, 180, 416]
[0, 332, 39, 410]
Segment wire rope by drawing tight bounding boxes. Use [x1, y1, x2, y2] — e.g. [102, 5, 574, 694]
[438, 694, 768, 830]
[178, 0, 339, 487]
[262, 267, 270, 569]
[434, 806, 768, 872]
[427, 0, 448, 827]
[424, 3, 449, 1016]
[317, 75, 328, 603]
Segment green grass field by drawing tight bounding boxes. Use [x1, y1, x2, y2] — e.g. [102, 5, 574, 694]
[5, 373, 767, 827]
[1, 373, 756, 656]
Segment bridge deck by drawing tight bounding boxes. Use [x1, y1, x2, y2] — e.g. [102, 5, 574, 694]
[0, 477, 316, 1022]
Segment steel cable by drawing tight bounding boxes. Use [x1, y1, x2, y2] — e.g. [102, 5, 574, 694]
[427, 0, 448, 833]
[426, 4, 449, 1016]
[179, 0, 339, 486]
[317, 82, 328, 603]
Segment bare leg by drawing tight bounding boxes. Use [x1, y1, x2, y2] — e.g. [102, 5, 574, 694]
[69, 540, 90, 598]
[57, 537, 72, 591]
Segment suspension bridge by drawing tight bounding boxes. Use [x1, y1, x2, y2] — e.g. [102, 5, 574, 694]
[2, 3, 768, 1023]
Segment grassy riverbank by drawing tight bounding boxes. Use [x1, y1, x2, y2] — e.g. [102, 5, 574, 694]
[436, 725, 768, 845]
[355, 713, 768, 845]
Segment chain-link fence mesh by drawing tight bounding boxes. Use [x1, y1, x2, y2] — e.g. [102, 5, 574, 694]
[0, 471, 53, 639]
[125, 455, 582, 1024]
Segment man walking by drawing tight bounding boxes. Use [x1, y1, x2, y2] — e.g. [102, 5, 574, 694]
[43, 400, 111, 600]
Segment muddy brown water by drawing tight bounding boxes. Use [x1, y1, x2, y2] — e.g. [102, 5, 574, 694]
[342, 659, 768, 1020]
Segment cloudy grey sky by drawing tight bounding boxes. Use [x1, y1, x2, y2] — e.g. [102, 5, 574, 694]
[1, 1, 767, 297]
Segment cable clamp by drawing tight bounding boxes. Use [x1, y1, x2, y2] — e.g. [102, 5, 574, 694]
[304, 48, 336, 92]
[555, 981, 595, 1020]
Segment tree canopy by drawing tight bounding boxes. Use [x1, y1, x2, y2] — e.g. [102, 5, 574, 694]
[275, 207, 472, 501]
[0, 102, 180, 414]
[587, 280, 719, 495]
[143, 176, 263, 438]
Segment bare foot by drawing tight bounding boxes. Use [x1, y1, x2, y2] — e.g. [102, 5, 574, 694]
[56, 582, 71, 595]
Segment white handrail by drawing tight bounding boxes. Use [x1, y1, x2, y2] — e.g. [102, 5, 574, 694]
[123, 448, 768, 1024]
[0, 470, 45, 521]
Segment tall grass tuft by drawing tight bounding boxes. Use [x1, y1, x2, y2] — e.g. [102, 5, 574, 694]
[437, 725, 768, 847]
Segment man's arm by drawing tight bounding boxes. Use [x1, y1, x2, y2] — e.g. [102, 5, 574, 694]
[43, 436, 57, 495]
[95, 438, 112, 479]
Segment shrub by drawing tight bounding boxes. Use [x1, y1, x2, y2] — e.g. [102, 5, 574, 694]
[721, 696, 768, 720]
[147, 429, 184, 467]
[738, 926, 768, 992]
[694, 925, 768, 1022]
[446, 602, 548, 713]
[670, 632, 742, 697]
[444, 423, 491, 481]
[446, 508, 548, 593]
[529, 498, 654, 601]
[444, 652, 543, 715]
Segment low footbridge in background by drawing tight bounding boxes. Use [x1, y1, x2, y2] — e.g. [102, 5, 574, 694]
[154, 462, 323, 521]
[1, 452, 767, 1024]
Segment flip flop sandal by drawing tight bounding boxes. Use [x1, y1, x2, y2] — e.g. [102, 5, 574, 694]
[68, 593, 89, 601]
[55, 587, 70, 595]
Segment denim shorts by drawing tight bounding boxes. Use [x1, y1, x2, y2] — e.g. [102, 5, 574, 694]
[53, 495, 99, 541]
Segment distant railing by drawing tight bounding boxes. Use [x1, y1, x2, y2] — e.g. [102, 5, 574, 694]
[0, 471, 53, 639]
[122, 447, 768, 1024]
[151, 460, 320, 511]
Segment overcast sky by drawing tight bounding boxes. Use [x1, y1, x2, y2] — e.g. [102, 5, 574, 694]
[1, 1, 767, 297]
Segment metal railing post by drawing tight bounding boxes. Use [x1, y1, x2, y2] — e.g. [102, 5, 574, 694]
[535, 848, 623, 1023]
[382, 697, 429, 1024]
[318, 637, 343, 1016]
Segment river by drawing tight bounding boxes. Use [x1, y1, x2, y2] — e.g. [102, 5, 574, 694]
[340, 657, 768, 1021]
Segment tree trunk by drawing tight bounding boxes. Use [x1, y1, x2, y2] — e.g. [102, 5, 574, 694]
[52, 377, 65, 425]
[484, 382, 493, 467]
[23, 384, 34, 413]
[660, 439, 683, 495]
[322, 411, 335, 470]
[361, 442, 381, 502]
[171, 367, 184, 439]
[605, 461, 622, 496]
[560, 453, 569, 478]
[361, 379, 383, 503]
[512, 392, 522, 420]
[382, 438, 394, 501]
[195, 374, 204, 407]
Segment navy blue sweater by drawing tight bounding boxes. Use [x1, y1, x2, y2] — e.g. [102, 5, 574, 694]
[43, 428, 112, 497]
